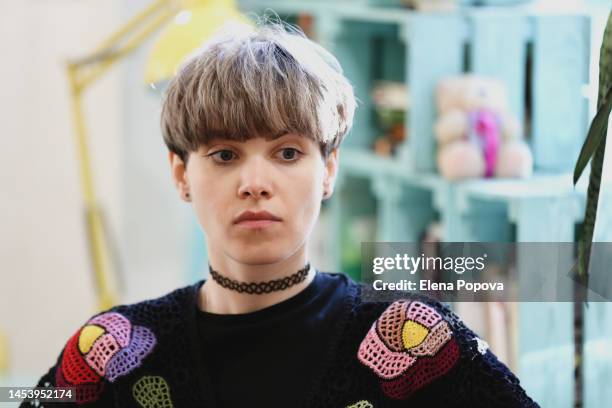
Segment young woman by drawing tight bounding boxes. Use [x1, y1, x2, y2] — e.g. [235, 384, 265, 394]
[26, 22, 538, 408]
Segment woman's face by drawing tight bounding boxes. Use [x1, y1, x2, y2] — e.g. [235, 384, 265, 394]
[170, 134, 338, 266]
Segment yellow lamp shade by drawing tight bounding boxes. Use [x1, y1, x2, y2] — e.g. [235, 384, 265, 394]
[145, 0, 251, 84]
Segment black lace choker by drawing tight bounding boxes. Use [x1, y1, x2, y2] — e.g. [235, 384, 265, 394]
[208, 264, 311, 294]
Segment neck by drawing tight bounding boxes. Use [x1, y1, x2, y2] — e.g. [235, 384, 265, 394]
[197, 250, 315, 314]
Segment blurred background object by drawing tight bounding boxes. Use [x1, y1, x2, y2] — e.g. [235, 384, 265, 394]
[403, 0, 458, 11]
[0, 329, 8, 377]
[371, 81, 408, 156]
[434, 75, 533, 181]
[145, 0, 250, 84]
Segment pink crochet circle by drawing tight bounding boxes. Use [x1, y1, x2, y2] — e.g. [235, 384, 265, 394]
[410, 321, 453, 357]
[406, 301, 442, 329]
[357, 326, 416, 380]
[85, 333, 121, 376]
[89, 312, 132, 347]
[376, 301, 409, 352]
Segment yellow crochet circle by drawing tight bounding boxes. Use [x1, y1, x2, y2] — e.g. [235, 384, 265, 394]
[78, 325, 105, 354]
[402, 320, 429, 349]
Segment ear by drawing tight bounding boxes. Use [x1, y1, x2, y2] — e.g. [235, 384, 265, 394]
[322, 148, 340, 200]
[168, 151, 191, 202]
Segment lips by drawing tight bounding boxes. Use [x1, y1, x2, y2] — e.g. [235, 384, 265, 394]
[233, 210, 282, 225]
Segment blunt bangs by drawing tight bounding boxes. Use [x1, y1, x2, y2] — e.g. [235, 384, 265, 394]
[161, 20, 356, 161]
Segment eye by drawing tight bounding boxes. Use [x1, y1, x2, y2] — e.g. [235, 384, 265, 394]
[208, 149, 237, 163]
[277, 148, 302, 162]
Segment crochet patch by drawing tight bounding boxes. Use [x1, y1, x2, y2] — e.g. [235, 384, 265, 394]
[345, 400, 374, 408]
[357, 301, 459, 400]
[56, 312, 157, 404]
[133, 375, 174, 408]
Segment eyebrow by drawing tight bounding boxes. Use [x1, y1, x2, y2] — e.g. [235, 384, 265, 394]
[204, 131, 300, 147]
[268, 131, 290, 140]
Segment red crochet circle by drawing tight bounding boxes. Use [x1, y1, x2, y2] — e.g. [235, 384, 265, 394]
[381, 337, 460, 400]
[60, 330, 102, 385]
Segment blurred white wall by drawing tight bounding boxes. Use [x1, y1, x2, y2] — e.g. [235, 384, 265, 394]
[0, 0, 124, 377]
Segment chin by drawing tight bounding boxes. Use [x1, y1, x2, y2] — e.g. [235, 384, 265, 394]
[229, 241, 299, 266]
[232, 253, 287, 266]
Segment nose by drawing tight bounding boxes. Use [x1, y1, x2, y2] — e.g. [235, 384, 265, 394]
[237, 156, 273, 200]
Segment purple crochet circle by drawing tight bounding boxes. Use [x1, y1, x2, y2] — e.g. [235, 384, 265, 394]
[105, 326, 156, 382]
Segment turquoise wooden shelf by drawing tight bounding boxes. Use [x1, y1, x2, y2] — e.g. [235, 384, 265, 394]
[340, 147, 590, 241]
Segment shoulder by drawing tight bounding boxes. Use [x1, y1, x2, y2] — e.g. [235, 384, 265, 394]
[353, 283, 487, 400]
[52, 281, 201, 404]
[111, 280, 202, 325]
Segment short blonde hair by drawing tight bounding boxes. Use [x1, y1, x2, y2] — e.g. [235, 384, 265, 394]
[160, 20, 356, 162]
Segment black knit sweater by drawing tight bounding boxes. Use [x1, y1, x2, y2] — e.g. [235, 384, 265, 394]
[23, 272, 539, 407]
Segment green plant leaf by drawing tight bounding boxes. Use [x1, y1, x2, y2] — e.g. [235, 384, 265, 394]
[576, 9, 612, 283]
[573, 87, 612, 185]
